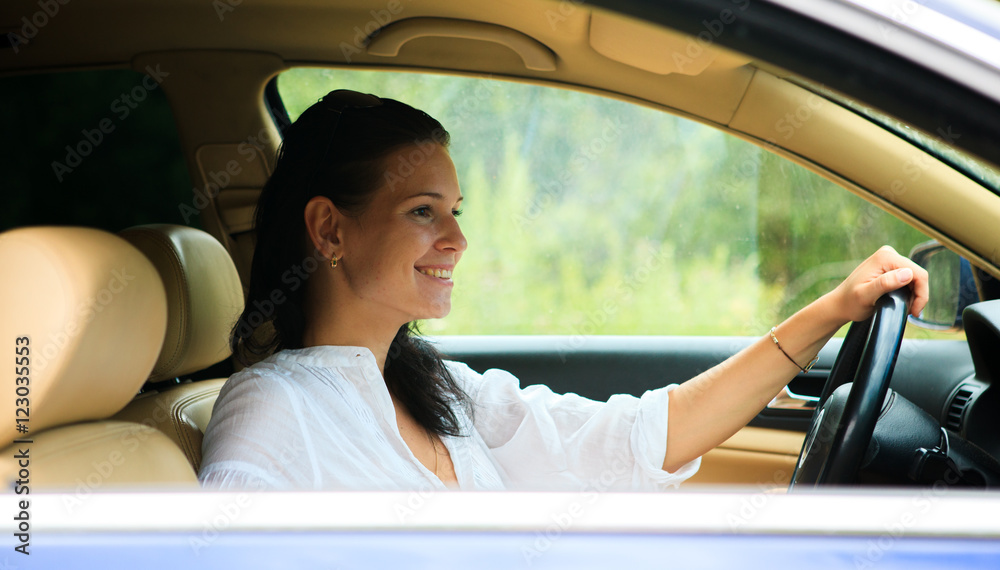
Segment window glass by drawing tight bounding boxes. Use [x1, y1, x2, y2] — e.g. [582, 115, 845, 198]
[277, 68, 956, 339]
[0, 69, 195, 233]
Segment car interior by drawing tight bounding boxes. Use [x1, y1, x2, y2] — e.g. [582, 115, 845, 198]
[4, 0, 1000, 492]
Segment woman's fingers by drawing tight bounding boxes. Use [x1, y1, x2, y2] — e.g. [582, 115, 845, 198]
[908, 264, 930, 318]
[895, 267, 914, 286]
[874, 247, 930, 318]
[836, 246, 930, 322]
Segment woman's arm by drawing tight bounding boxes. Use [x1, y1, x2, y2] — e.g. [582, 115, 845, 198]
[662, 246, 929, 473]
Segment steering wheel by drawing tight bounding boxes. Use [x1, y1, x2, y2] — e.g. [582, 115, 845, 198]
[790, 288, 910, 488]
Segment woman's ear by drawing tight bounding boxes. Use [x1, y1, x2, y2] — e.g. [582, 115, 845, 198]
[303, 196, 343, 259]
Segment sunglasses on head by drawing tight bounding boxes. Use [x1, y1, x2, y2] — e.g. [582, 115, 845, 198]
[308, 89, 383, 191]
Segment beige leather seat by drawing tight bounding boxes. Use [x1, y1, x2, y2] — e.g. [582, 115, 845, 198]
[0, 226, 198, 489]
[112, 224, 244, 474]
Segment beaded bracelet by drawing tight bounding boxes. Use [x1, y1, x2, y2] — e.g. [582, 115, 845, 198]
[769, 326, 819, 373]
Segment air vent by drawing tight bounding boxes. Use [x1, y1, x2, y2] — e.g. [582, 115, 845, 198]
[945, 387, 975, 431]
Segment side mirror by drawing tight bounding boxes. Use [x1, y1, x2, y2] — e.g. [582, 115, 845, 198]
[908, 240, 979, 331]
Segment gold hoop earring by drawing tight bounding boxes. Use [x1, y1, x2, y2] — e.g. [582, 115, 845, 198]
[329, 255, 338, 268]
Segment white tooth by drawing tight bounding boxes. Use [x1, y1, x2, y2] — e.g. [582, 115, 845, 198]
[418, 268, 453, 278]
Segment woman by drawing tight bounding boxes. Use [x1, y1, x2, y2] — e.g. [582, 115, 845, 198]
[198, 90, 928, 491]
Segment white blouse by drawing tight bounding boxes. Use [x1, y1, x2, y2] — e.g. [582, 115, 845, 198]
[198, 345, 700, 491]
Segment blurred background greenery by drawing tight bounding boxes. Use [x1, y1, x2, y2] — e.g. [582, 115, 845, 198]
[278, 67, 955, 339]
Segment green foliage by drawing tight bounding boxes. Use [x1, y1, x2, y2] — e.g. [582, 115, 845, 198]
[278, 68, 958, 340]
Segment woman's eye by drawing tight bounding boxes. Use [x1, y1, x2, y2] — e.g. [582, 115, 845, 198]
[453, 209, 463, 217]
[412, 207, 431, 217]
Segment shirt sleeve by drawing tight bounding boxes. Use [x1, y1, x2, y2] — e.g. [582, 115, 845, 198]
[449, 361, 700, 491]
[198, 365, 321, 491]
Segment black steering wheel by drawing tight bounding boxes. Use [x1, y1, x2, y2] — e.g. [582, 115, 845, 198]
[790, 288, 910, 488]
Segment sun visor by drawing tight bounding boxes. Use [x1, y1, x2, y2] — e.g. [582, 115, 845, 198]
[588, 11, 750, 76]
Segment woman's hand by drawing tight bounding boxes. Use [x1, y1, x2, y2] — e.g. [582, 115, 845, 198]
[828, 245, 929, 323]
[664, 244, 928, 472]
[664, 245, 928, 472]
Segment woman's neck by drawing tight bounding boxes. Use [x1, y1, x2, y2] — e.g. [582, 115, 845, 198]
[302, 320, 400, 375]
[301, 275, 413, 376]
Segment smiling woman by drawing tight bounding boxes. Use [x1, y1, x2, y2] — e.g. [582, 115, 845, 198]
[199, 79, 929, 491]
[204, 92, 479, 488]
[299, 145, 468, 334]
[201, 90, 708, 490]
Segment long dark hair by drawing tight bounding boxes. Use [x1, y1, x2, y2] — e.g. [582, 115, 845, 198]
[231, 92, 470, 437]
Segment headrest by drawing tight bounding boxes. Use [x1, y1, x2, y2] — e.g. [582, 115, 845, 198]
[119, 224, 244, 381]
[0, 227, 167, 445]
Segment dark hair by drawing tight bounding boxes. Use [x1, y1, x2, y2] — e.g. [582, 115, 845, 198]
[231, 93, 470, 437]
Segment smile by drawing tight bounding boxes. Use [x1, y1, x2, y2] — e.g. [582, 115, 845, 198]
[418, 267, 453, 279]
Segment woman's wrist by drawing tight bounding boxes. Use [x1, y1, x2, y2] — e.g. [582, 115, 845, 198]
[776, 291, 849, 356]
[814, 288, 853, 329]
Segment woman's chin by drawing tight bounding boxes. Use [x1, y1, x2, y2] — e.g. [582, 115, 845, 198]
[420, 301, 452, 320]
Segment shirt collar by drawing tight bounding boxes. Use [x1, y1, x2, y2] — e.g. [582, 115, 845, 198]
[270, 345, 380, 371]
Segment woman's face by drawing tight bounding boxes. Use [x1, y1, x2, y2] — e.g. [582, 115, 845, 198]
[336, 143, 467, 324]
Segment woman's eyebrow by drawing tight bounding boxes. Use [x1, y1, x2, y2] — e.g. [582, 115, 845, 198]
[404, 191, 464, 203]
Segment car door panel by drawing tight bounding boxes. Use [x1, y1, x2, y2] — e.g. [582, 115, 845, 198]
[435, 335, 974, 485]
[686, 427, 803, 486]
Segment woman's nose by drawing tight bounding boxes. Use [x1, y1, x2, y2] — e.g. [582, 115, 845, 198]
[438, 216, 467, 253]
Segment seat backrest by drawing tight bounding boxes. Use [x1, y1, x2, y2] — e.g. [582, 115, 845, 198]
[115, 378, 226, 473]
[112, 224, 244, 473]
[0, 226, 198, 489]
